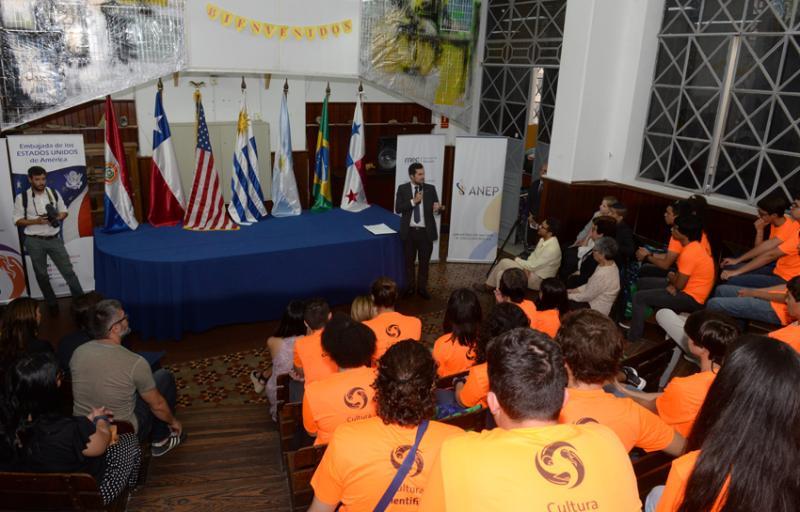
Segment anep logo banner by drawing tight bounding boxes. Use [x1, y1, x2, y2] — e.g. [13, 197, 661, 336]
[394, 135, 445, 262]
[0, 139, 26, 303]
[448, 137, 507, 263]
[7, 135, 95, 298]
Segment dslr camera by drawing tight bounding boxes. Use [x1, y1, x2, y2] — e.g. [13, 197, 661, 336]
[44, 203, 61, 228]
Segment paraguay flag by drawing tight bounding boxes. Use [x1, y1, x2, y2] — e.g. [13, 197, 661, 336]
[148, 88, 185, 227]
[103, 96, 139, 233]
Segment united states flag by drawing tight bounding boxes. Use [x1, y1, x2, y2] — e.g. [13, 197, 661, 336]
[184, 97, 237, 231]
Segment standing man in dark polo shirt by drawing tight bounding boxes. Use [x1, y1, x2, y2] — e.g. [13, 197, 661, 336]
[395, 162, 443, 299]
[12, 166, 83, 314]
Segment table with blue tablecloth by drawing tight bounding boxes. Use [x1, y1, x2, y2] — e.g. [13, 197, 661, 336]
[94, 207, 405, 340]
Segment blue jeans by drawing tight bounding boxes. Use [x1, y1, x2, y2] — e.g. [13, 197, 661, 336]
[706, 285, 781, 325]
[134, 369, 177, 443]
[724, 261, 784, 288]
[645, 485, 664, 512]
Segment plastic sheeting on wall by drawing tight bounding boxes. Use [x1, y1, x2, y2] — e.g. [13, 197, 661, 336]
[0, 0, 185, 129]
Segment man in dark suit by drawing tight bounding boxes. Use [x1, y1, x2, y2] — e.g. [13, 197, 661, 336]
[395, 162, 443, 299]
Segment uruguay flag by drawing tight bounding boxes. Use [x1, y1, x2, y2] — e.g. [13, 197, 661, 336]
[102, 96, 139, 233]
[228, 94, 267, 225]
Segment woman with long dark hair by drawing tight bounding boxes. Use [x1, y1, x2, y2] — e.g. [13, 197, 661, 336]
[0, 352, 140, 505]
[0, 297, 51, 371]
[250, 300, 308, 420]
[529, 277, 568, 337]
[650, 335, 800, 511]
[432, 288, 482, 377]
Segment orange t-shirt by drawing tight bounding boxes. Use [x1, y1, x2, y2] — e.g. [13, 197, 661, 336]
[457, 363, 488, 408]
[774, 229, 800, 280]
[419, 423, 641, 512]
[676, 241, 715, 304]
[432, 334, 475, 377]
[302, 367, 377, 445]
[768, 323, 800, 353]
[364, 311, 422, 361]
[668, 232, 711, 256]
[529, 309, 560, 338]
[559, 387, 676, 452]
[657, 450, 726, 512]
[293, 329, 337, 384]
[516, 299, 537, 326]
[769, 216, 799, 241]
[311, 417, 463, 511]
[656, 371, 716, 438]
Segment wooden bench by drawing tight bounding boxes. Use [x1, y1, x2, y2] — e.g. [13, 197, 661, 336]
[632, 451, 674, 501]
[622, 338, 675, 392]
[284, 444, 328, 512]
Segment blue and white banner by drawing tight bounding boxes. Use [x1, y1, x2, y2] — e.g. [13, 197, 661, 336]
[0, 139, 26, 303]
[448, 137, 507, 263]
[7, 134, 95, 297]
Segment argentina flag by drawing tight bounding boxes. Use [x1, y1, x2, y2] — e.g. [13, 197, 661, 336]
[228, 94, 267, 225]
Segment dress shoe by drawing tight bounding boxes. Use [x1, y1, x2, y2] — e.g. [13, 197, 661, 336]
[417, 289, 431, 300]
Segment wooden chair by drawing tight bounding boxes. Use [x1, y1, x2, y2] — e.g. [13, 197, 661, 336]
[0, 472, 130, 511]
[276, 373, 291, 412]
[284, 444, 328, 512]
[435, 370, 469, 390]
[439, 407, 488, 432]
[632, 451, 674, 501]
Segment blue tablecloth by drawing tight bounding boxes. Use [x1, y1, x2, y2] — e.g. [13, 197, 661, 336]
[94, 207, 404, 341]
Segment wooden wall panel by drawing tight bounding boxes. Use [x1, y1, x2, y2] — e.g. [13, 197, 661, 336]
[540, 179, 757, 256]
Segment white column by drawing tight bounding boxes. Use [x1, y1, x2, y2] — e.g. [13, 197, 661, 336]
[547, 0, 666, 185]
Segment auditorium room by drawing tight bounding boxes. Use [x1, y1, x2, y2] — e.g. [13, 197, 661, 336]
[0, 0, 798, 511]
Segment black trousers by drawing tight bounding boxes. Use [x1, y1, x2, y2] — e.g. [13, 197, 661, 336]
[404, 228, 434, 292]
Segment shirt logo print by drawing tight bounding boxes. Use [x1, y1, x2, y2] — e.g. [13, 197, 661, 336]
[534, 441, 586, 488]
[390, 445, 424, 477]
[386, 324, 401, 338]
[343, 387, 369, 409]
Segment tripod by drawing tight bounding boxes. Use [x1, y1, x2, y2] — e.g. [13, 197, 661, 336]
[487, 192, 530, 276]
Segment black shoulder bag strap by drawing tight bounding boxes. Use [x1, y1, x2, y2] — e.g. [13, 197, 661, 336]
[373, 420, 429, 512]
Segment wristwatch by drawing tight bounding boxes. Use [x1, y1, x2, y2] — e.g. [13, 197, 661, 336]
[92, 415, 111, 426]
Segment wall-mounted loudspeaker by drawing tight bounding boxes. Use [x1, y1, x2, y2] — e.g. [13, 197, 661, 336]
[377, 136, 397, 174]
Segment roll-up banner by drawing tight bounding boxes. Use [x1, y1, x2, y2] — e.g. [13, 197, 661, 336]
[394, 134, 446, 262]
[7, 135, 95, 298]
[448, 136, 507, 263]
[0, 139, 27, 303]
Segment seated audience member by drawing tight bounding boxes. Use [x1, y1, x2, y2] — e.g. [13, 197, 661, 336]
[482, 217, 561, 291]
[615, 311, 739, 438]
[249, 300, 307, 420]
[303, 316, 378, 445]
[71, 299, 184, 457]
[455, 302, 530, 409]
[558, 310, 685, 456]
[568, 236, 620, 315]
[0, 297, 52, 372]
[308, 341, 463, 512]
[768, 275, 800, 353]
[0, 353, 141, 505]
[56, 291, 104, 373]
[608, 202, 636, 266]
[529, 278, 567, 337]
[350, 295, 376, 323]
[293, 298, 334, 384]
[433, 288, 482, 377]
[492, 268, 538, 323]
[649, 336, 800, 512]
[628, 215, 715, 342]
[719, 193, 800, 287]
[706, 281, 790, 327]
[421, 328, 641, 511]
[564, 215, 618, 288]
[364, 277, 422, 361]
[571, 195, 617, 247]
[636, 200, 711, 278]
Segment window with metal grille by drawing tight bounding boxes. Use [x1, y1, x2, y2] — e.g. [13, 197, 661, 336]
[639, 0, 800, 204]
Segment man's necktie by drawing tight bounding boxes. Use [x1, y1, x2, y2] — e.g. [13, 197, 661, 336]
[413, 186, 421, 223]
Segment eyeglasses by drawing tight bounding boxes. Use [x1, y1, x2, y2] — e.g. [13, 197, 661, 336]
[110, 315, 128, 328]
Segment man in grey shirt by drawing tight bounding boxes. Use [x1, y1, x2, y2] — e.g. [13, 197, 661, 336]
[71, 299, 184, 457]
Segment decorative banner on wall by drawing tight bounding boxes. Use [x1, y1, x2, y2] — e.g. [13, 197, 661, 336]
[0, 0, 185, 129]
[394, 134, 446, 262]
[205, 3, 353, 42]
[6, 135, 95, 298]
[186, 0, 360, 76]
[0, 139, 26, 304]
[448, 137, 506, 263]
